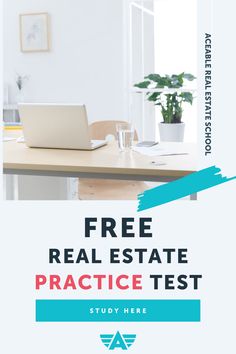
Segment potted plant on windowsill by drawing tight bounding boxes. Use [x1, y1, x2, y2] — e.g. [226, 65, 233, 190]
[134, 72, 196, 142]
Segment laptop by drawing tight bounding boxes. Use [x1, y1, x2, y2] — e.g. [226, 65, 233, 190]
[18, 103, 107, 150]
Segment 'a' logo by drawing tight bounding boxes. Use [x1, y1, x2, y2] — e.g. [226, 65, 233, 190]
[100, 331, 136, 350]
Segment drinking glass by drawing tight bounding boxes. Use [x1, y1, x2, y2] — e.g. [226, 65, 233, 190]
[116, 123, 134, 151]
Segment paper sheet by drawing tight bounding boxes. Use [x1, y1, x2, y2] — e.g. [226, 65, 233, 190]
[132, 145, 172, 157]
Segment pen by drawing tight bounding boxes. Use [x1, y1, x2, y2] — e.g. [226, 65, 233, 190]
[155, 153, 189, 157]
[150, 153, 189, 165]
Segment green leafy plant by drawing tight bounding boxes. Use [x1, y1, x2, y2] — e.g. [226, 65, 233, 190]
[134, 72, 196, 124]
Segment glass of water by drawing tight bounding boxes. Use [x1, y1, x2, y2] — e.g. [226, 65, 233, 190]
[116, 122, 134, 151]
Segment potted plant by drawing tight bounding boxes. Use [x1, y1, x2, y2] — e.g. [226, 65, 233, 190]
[134, 72, 196, 142]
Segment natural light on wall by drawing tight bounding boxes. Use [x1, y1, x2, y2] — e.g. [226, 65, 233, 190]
[154, 0, 197, 142]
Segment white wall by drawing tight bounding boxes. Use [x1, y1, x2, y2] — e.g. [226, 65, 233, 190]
[154, 0, 197, 142]
[3, 0, 126, 200]
[4, 0, 125, 123]
[154, 0, 197, 76]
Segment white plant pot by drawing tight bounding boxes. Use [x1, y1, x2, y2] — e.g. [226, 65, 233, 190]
[16, 90, 25, 103]
[159, 122, 185, 142]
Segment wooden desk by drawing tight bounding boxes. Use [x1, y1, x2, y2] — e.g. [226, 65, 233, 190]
[3, 131, 197, 185]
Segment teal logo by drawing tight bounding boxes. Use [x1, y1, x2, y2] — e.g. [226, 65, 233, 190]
[100, 331, 136, 350]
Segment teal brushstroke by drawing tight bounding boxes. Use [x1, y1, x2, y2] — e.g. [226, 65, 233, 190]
[138, 166, 236, 211]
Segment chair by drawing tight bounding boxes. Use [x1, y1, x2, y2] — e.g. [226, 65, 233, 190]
[78, 120, 148, 200]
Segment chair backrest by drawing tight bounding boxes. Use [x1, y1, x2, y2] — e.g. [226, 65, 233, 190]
[89, 120, 138, 140]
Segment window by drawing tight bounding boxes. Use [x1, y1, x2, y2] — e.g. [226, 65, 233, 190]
[125, 0, 197, 142]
